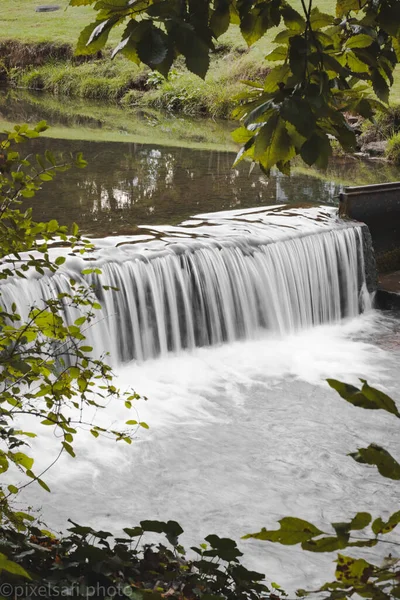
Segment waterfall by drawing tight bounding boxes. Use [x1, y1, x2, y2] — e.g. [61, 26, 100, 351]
[0, 206, 373, 364]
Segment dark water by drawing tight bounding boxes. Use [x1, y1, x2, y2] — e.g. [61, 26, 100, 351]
[2, 90, 400, 237]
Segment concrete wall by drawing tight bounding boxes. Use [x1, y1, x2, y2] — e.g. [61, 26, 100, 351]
[340, 182, 400, 273]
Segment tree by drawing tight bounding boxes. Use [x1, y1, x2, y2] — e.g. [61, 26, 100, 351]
[0, 125, 284, 600]
[70, 0, 400, 173]
[0, 122, 147, 575]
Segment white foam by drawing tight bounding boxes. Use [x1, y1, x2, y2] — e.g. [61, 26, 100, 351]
[16, 310, 400, 592]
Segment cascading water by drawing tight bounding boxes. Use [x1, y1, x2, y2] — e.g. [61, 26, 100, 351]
[0, 206, 373, 363]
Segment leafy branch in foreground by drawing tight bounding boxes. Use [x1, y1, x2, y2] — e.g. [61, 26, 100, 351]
[70, 0, 400, 173]
[0, 124, 145, 556]
[0, 519, 285, 600]
[244, 379, 400, 599]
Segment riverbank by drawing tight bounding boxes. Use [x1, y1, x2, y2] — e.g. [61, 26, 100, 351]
[4, 0, 400, 122]
[0, 0, 273, 119]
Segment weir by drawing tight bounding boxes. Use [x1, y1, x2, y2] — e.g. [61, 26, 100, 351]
[0, 206, 374, 363]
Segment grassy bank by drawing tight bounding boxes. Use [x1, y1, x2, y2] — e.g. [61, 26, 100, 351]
[11, 0, 400, 118]
[2, 0, 400, 119]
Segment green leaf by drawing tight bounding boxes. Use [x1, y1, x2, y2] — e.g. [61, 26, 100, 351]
[309, 8, 334, 30]
[55, 256, 66, 266]
[240, 6, 270, 46]
[45, 150, 56, 165]
[137, 25, 168, 68]
[265, 46, 287, 62]
[281, 6, 306, 33]
[372, 511, 400, 535]
[243, 517, 323, 545]
[302, 536, 346, 552]
[327, 379, 400, 418]
[345, 34, 374, 49]
[172, 23, 210, 79]
[123, 526, 143, 537]
[281, 97, 316, 138]
[254, 115, 294, 171]
[140, 520, 167, 533]
[210, 4, 230, 38]
[346, 51, 369, 73]
[335, 554, 373, 585]
[300, 133, 332, 169]
[204, 534, 243, 561]
[34, 120, 48, 133]
[371, 68, 390, 103]
[349, 512, 372, 530]
[263, 64, 291, 92]
[62, 442, 76, 458]
[7, 485, 19, 494]
[11, 452, 34, 470]
[47, 219, 59, 233]
[350, 444, 400, 480]
[76, 17, 118, 55]
[38, 478, 51, 492]
[0, 553, 31, 578]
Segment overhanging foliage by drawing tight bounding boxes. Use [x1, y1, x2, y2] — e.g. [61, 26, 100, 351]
[70, 0, 400, 172]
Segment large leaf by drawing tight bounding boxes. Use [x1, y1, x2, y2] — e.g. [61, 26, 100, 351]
[76, 17, 118, 55]
[204, 534, 243, 561]
[137, 26, 169, 68]
[372, 511, 400, 535]
[240, 6, 270, 46]
[281, 5, 306, 33]
[335, 554, 373, 585]
[172, 23, 210, 79]
[302, 536, 347, 553]
[0, 553, 31, 578]
[371, 68, 390, 103]
[263, 64, 291, 92]
[243, 517, 323, 545]
[254, 116, 294, 172]
[327, 379, 400, 418]
[300, 132, 331, 168]
[345, 34, 374, 50]
[350, 444, 400, 480]
[280, 97, 316, 138]
[210, 2, 231, 38]
[310, 8, 334, 30]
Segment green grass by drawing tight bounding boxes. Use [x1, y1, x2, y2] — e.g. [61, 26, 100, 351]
[0, 0, 122, 45]
[0, 0, 333, 46]
[2, 0, 400, 113]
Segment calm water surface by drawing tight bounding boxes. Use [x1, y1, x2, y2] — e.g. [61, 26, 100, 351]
[2, 90, 400, 236]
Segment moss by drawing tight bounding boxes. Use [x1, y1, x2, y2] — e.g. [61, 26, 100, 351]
[386, 132, 400, 164]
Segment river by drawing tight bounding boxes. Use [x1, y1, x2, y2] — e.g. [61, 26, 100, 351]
[1, 90, 400, 593]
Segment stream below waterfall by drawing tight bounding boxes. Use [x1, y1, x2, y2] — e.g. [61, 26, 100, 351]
[2, 91, 400, 593]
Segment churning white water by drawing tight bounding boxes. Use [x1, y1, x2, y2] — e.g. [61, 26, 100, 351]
[2, 205, 399, 592]
[0, 206, 371, 362]
[16, 311, 400, 593]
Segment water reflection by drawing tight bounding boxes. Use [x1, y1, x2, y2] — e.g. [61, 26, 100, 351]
[2, 89, 400, 236]
[20, 137, 347, 237]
